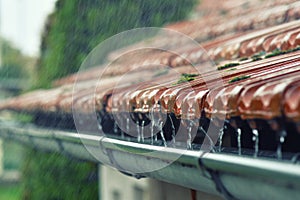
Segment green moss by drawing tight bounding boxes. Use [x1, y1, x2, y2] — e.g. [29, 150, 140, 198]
[252, 51, 266, 57]
[239, 57, 248, 61]
[264, 48, 284, 58]
[251, 56, 263, 61]
[229, 75, 251, 83]
[250, 51, 265, 62]
[174, 73, 199, 85]
[290, 46, 300, 52]
[217, 63, 240, 70]
[227, 68, 237, 71]
[265, 46, 300, 58]
[181, 73, 199, 78]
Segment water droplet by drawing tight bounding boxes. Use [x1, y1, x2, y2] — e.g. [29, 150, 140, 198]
[277, 130, 287, 159]
[97, 114, 103, 132]
[187, 120, 193, 149]
[252, 129, 259, 157]
[168, 115, 176, 146]
[160, 121, 167, 147]
[237, 128, 242, 155]
[97, 123, 102, 131]
[118, 116, 125, 138]
[198, 126, 215, 153]
[141, 120, 145, 143]
[113, 122, 118, 134]
[126, 118, 129, 134]
[137, 123, 141, 142]
[218, 128, 224, 152]
[151, 121, 154, 144]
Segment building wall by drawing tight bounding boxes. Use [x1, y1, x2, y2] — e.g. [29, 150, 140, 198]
[0, 140, 2, 176]
[100, 165, 150, 200]
[100, 165, 222, 200]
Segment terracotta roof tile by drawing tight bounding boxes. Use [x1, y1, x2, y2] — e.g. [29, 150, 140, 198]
[2, 0, 300, 153]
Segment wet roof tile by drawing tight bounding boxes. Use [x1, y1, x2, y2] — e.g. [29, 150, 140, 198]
[1, 0, 300, 129]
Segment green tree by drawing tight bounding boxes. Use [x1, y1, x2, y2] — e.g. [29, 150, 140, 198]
[36, 0, 196, 88]
[25, 0, 197, 199]
[22, 149, 98, 200]
[0, 39, 32, 80]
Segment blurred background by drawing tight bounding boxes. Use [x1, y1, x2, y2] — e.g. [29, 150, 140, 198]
[0, 0, 197, 199]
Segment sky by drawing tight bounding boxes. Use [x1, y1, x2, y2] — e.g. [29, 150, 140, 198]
[0, 0, 57, 57]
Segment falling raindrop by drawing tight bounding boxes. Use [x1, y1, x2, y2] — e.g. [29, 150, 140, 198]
[126, 118, 130, 134]
[277, 130, 287, 159]
[97, 114, 103, 132]
[160, 121, 167, 147]
[137, 123, 141, 142]
[168, 115, 176, 146]
[141, 120, 145, 142]
[198, 126, 215, 153]
[151, 121, 154, 144]
[120, 130, 124, 139]
[113, 122, 118, 134]
[187, 120, 193, 150]
[118, 116, 125, 138]
[218, 127, 224, 152]
[252, 129, 259, 157]
[97, 123, 102, 132]
[237, 128, 242, 155]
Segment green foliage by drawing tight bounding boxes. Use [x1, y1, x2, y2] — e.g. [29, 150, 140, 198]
[3, 140, 25, 170]
[0, 184, 22, 200]
[25, 1, 197, 199]
[22, 149, 98, 200]
[13, 113, 34, 123]
[36, 0, 197, 88]
[0, 39, 30, 80]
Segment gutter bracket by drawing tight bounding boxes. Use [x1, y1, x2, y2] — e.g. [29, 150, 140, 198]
[104, 146, 145, 179]
[53, 135, 85, 161]
[199, 159, 237, 200]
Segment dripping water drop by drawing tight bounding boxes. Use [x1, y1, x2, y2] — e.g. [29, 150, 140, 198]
[252, 129, 259, 158]
[141, 120, 145, 142]
[159, 121, 167, 147]
[218, 127, 224, 152]
[237, 128, 242, 155]
[168, 115, 176, 146]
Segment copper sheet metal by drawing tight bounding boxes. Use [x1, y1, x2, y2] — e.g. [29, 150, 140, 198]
[54, 21, 300, 87]
[239, 77, 300, 120]
[1, 1, 300, 127]
[283, 82, 300, 122]
[210, 65, 300, 120]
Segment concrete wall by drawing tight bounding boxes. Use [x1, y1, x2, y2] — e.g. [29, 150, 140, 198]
[99, 165, 222, 200]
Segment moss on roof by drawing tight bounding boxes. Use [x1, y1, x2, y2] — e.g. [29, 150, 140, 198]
[174, 73, 199, 85]
[217, 62, 240, 70]
[229, 75, 251, 83]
